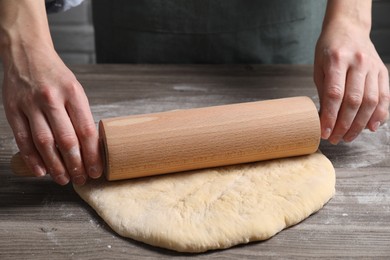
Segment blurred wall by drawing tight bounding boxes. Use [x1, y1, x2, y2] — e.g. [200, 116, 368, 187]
[48, 0, 95, 64]
[371, 0, 390, 63]
[48, 0, 390, 64]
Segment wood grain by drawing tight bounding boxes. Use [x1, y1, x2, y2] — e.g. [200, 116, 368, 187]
[0, 64, 389, 259]
[100, 97, 320, 180]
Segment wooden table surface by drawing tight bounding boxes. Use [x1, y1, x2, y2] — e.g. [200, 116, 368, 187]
[0, 65, 389, 259]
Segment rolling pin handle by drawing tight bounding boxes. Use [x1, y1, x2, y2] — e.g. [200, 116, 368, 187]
[11, 152, 37, 177]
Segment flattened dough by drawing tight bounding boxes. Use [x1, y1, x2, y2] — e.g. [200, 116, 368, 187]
[74, 152, 335, 253]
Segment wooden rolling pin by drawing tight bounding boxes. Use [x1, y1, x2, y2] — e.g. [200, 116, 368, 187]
[11, 96, 320, 181]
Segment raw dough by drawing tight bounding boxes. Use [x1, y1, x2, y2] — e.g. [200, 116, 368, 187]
[74, 152, 335, 253]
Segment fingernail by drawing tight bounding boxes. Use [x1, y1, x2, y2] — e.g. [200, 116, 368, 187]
[372, 121, 380, 132]
[89, 166, 101, 179]
[55, 174, 70, 185]
[344, 133, 358, 143]
[322, 128, 332, 139]
[329, 135, 342, 145]
[34, 165, 46, 177]
[73, 175, 86, 186]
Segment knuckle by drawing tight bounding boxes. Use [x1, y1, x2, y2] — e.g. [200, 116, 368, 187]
[14, 131, 30, 147]
[338, 122, 350, 132]
[381, 93, 390, 105]
[363, 94, 379, 108]
[345, 94, 362, 109]
[325, 86, 344, 101]
[64, 80, 82, 94]
[378, 108, 389, 121]
[78, 124, 97, 139]
[6, 101, 19, 113]
[38, 87, 58, 107]
[325, 48, 344, 63]
[71, 81, 82, 92]
[56, 133, 78, 149]
[320, 108, 338, 123]
[326, 115, 338, 122]
[354, 51, 367, 64]
[34, 132, 54, 149]
[37, 89, 68, 113]
[351, 122, 365, 132]
[321, 110, 337, 121]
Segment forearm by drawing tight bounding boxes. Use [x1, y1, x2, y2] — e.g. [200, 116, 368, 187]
[0, 0, 53, 64]
[324, 0, 372, 33]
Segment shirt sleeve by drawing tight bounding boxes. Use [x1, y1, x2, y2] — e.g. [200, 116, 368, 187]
[45, 0, 84, 13]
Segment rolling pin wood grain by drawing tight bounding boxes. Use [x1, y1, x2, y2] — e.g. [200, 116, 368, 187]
[11, 96, 320, 181]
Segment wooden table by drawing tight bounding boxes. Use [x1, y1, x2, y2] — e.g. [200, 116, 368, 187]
[0, 65, 389, 259]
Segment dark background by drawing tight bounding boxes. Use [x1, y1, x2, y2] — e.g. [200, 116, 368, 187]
[28, 0, 390, 64]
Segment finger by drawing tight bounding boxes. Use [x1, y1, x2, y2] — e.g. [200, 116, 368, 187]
[7, 111, 46, 177]
[319, 57, 347, 140]
[343, 71, 378, 142]
[26, 109, 70, 185]
[368, 68, 390, 131]
[313, 58, 324, 94]
[313, 60, 327, 137]
[66, 86, 103, 179]
[329, 68, 366, 144]
[45, 106, 87, 186]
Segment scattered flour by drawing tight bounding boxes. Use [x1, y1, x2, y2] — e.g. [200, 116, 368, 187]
[322, 123, 389, 168]
[172, 85, 208, 92]
[90, 95, 257, 122]
[40, 227, 60, 246]
[355, 191, 389, 204]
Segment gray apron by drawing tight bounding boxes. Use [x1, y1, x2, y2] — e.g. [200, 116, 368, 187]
[93, 0, 326, 64]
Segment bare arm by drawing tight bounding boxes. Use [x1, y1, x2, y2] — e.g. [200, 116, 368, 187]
[315, 0, 389, 144]
[0, 0, 102, 185]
